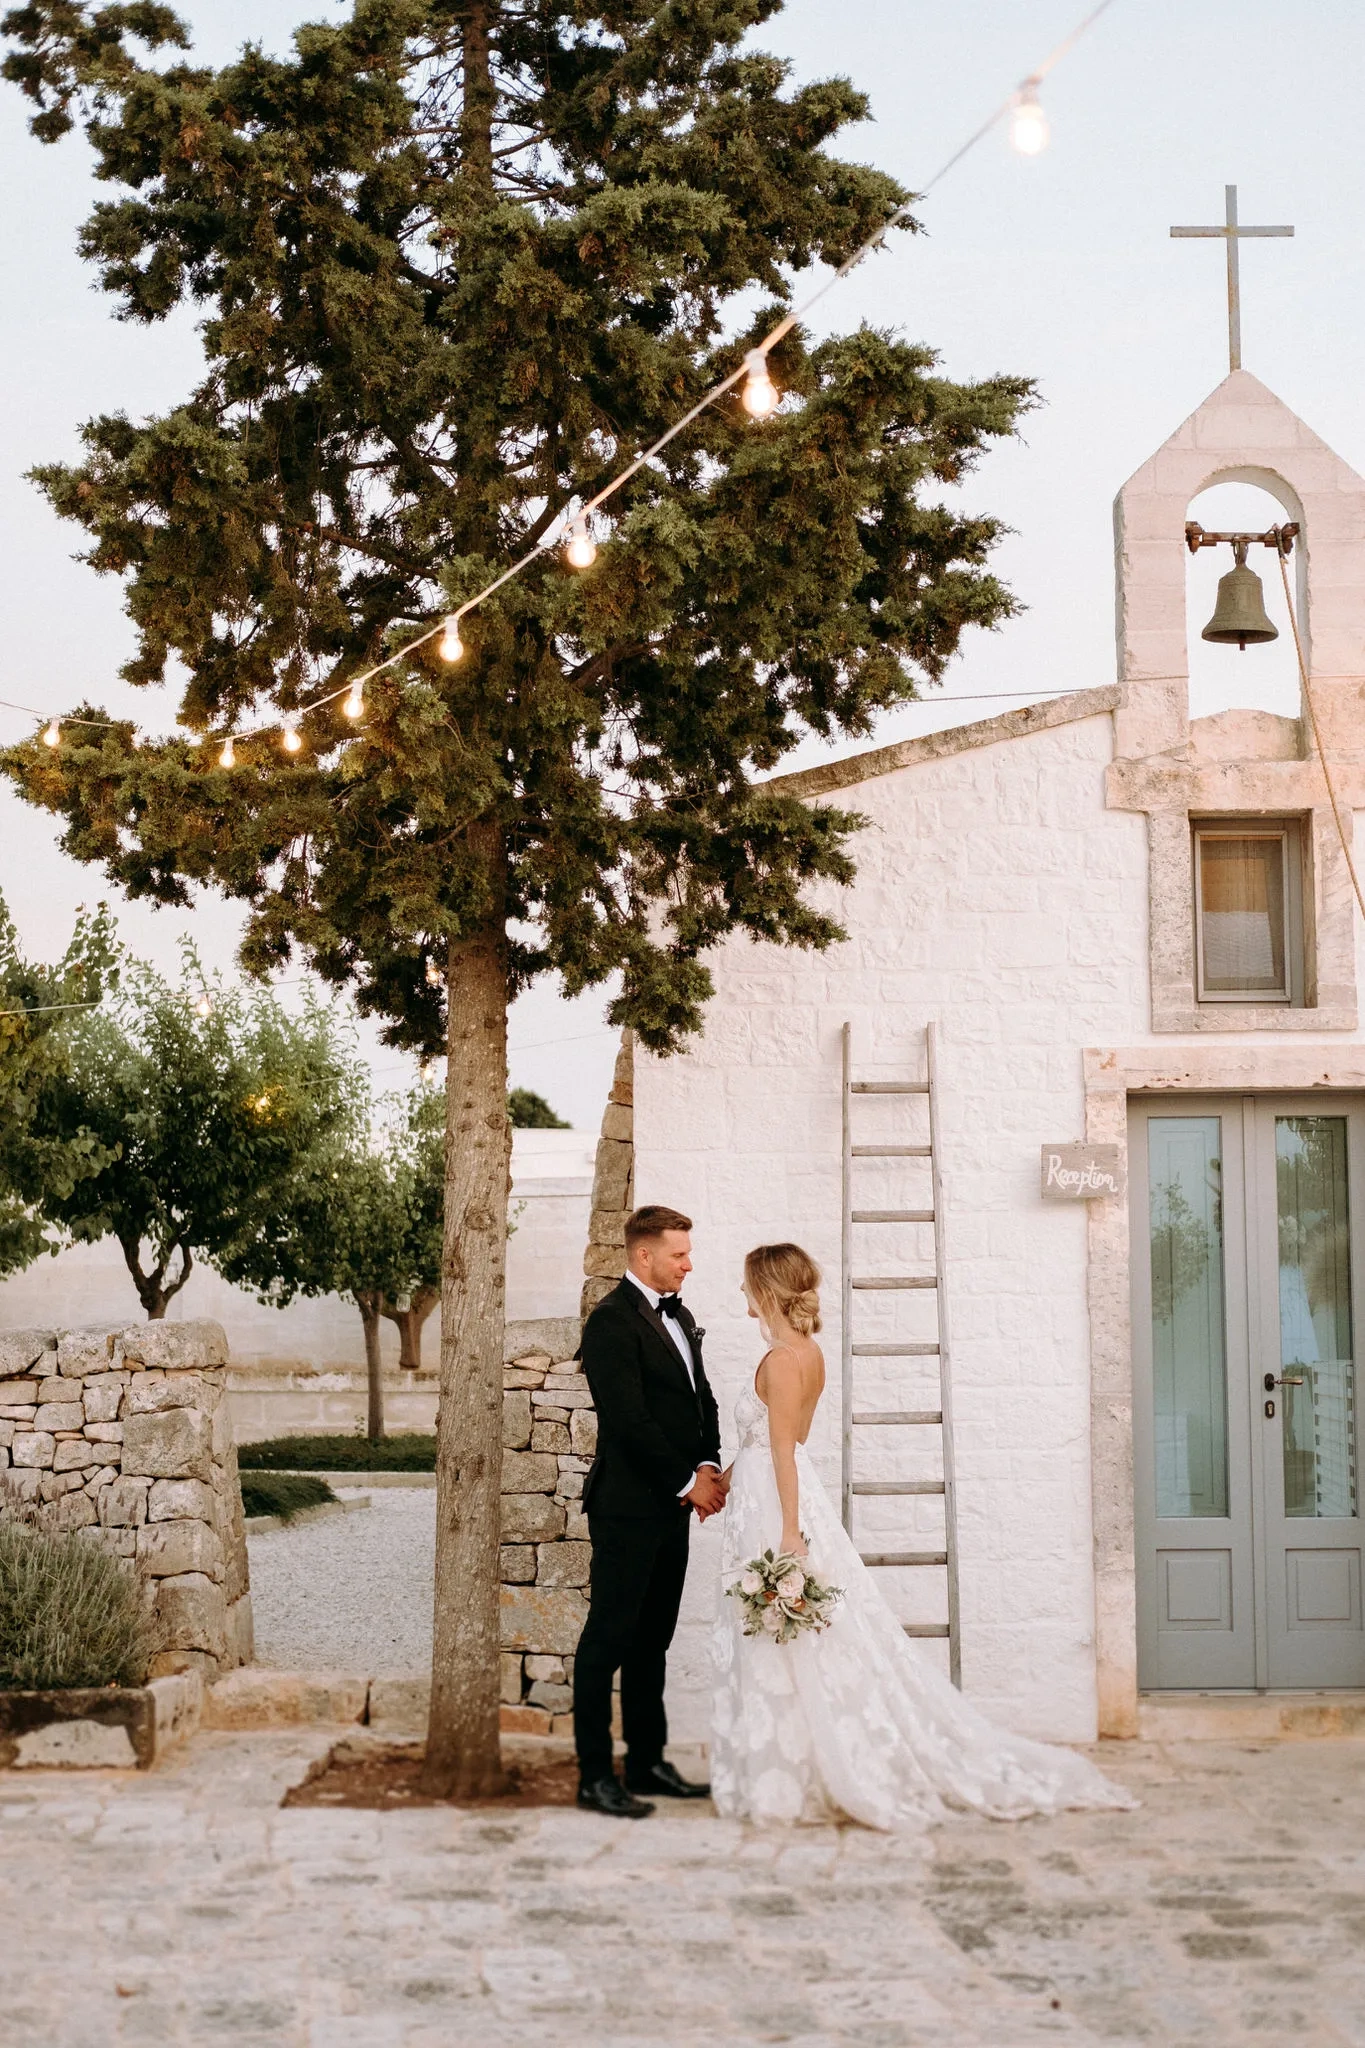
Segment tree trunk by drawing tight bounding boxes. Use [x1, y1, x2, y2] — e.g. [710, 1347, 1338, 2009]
[421, 842, 510, 1798]
[382, 1285, 439, 1371]
[355, 1291, 386, 1441]
[121, 1235, 192, 1320]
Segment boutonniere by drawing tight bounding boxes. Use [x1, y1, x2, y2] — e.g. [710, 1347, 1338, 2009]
[692, 1326, 706, 1343]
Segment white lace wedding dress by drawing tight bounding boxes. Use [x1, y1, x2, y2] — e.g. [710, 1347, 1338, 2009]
[711, 1382, 1135, 1829]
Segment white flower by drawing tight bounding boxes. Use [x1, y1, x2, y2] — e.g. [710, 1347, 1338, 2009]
[776, 1569, 805, 1601]
[740, 1569, 763, 1596]
[760, 1604, 783, 1634]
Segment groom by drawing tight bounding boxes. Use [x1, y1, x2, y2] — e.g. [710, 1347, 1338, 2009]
[574, 1203, 724, 1817]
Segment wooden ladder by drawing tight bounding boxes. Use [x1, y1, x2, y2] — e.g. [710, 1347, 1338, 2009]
[839, 1020, 961, 1686]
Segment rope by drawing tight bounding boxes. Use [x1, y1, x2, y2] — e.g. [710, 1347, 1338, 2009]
[1274, 539, 1365, 925]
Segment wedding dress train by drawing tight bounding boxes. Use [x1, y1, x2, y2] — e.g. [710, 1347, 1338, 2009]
[711, 1383, 1134, 1829]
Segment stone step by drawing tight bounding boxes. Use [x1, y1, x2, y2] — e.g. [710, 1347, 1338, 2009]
[1136, 1691, 1365, 1741]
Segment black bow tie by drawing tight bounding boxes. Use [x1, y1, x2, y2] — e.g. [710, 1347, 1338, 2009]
[657, 1294, 683, 1320]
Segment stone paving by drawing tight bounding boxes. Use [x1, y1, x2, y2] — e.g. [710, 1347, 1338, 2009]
[2, 1732, 1364, 2046]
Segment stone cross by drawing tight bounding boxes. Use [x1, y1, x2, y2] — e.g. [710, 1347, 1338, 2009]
[1170, 184, 1294, 372]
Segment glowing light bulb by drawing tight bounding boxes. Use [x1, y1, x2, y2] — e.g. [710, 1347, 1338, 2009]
[282, 721, 303, 753]
[425, 960, 442, 988]
[741, 348, 779, 418]
[343, 681, 364, 720]
[219, 735, 236, 768]
[438, 615, 464, 663]
[194, 993, 213, 1019]
[42, 720, 60, 748]
[565, 519, 597, 569]
[1011, 82, 1049, 156]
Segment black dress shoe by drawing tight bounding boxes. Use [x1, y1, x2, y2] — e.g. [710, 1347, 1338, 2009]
[624, 1760, 711, 1800]
[576, 1776, 655, 1819]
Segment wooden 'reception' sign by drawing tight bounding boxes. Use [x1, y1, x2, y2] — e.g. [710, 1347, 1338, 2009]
[1040, 1143, 1126, 1202]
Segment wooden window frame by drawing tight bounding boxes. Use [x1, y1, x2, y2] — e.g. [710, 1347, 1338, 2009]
[1192, 817, 1308, 1007]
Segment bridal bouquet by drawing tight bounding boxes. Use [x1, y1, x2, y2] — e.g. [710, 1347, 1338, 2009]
[727, 1548, 842, 1644]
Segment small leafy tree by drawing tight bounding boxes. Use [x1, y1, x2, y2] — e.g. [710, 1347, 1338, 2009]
[221, 1082, 444, 1438]
[508, 1088, 568, 1130]
[1, 0, 1032, 1792]
[26, 950, 362, 1317]
[0, 894, 118, 1279]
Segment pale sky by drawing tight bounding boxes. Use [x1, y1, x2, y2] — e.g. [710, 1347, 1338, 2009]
[2, 0, 1360, 1126]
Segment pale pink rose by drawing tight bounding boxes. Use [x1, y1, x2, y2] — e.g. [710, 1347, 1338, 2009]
[776, 1568, 805, 1601]
[740, 1569, 763, 1596]
[760, 1604, 783, 1634]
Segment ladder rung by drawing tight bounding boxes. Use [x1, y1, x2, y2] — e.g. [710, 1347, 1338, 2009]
[852, 1343, 939, 1356]
[853, 1410, 942, 1426]
[862, 1551, 948, 1567]
[849, 1082, 929, 1095]
[852, 1276, 936, 1290]
[851, 1209, 934, 1223]
[903, 1623, 951, 1638]
[851, 1144, 931, 1157]
[852, 1481, 945, 1496]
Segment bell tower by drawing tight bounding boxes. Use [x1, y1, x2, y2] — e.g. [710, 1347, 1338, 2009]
[1107, 369, 1365, 1031]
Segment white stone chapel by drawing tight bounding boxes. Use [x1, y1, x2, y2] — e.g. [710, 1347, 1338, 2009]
[633, 370, 1365, 1748]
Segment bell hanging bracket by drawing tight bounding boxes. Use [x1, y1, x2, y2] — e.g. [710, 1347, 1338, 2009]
[1185, 520, 1299, 651]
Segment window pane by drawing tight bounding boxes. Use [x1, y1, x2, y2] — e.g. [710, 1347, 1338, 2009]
[1199, 835, 1287, 995]
[1276, 1117, 1358, 1520]
[1149, 1117, 1229, 1518]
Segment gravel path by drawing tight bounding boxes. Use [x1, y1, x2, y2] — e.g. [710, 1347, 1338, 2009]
[247, 1488, 435, 1674]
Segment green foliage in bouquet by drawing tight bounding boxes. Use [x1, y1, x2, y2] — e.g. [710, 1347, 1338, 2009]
[727, 1547, 842, 1645]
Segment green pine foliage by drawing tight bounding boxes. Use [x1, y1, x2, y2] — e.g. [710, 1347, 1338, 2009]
[0, 1518, 154, 1690]
[0, 1, 1033, 1056]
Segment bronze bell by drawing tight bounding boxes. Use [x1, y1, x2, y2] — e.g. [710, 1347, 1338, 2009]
[1201, 539, 1278, 651]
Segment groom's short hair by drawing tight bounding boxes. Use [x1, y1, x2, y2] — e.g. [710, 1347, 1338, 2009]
[625, 1203, 692, 1247]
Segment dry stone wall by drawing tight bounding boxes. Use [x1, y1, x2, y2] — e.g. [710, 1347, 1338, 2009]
[580, 1029, 633, 1319]
[499, 1332, 597, 1735]
[0, 1320, 252, 1679]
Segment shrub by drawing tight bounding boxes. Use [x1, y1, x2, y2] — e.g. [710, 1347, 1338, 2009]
[0, 1519, 153, 1690]
[237, 1433, 436, 1473]
[240, 1472, 337, 1522]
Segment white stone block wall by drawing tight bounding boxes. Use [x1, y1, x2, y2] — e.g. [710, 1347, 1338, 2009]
[637, 709, 1153, 1745]
[0, 1320, 251, 1678]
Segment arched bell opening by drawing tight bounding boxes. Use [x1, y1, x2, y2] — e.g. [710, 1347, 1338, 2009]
[1184, 475, 1305, 723]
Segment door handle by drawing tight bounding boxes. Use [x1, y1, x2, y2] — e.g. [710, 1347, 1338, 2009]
[1263, 1372, 1305, 1391]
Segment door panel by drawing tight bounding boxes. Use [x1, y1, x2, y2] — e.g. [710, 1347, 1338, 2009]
[1131, 1100, 1256, 1688]
[1253, 1101, 1365, 1687]
[1158, 1549, 1234, 1630]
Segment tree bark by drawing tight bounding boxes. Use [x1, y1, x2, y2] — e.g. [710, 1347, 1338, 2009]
[355, 1290, 386, 1441]
[382, 1285, 439, 1370]
[121, 1235, 192, 1320]
[421, 833, 511, 1798]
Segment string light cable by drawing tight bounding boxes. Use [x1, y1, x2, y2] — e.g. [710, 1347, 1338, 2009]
[1273, 539, 1365, 926]
[10, 0, 1120, 761]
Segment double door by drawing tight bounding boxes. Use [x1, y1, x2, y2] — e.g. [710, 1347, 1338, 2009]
[1131, 1096, 1364, 1690]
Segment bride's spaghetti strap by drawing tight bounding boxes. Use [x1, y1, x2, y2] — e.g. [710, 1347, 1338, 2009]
[753, 1341, 800, 1404]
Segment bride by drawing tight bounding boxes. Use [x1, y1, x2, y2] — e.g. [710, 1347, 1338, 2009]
[710, 1242, 1134, 1829]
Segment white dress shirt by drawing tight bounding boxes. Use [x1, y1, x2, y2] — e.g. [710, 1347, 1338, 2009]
[624, 1269, 719, 1497]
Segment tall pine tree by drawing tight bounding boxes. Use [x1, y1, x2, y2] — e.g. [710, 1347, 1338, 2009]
[2, 0, 1032, 1792]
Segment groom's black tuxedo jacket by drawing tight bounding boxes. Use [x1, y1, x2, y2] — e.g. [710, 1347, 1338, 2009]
[580, 1278, 722, 1518]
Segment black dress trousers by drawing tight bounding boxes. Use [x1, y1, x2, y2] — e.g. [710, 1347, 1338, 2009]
[572, 1506, 691, 1785]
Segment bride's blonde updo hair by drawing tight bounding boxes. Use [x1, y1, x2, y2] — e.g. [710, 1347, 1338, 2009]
[744, 1243, 823, 1337]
